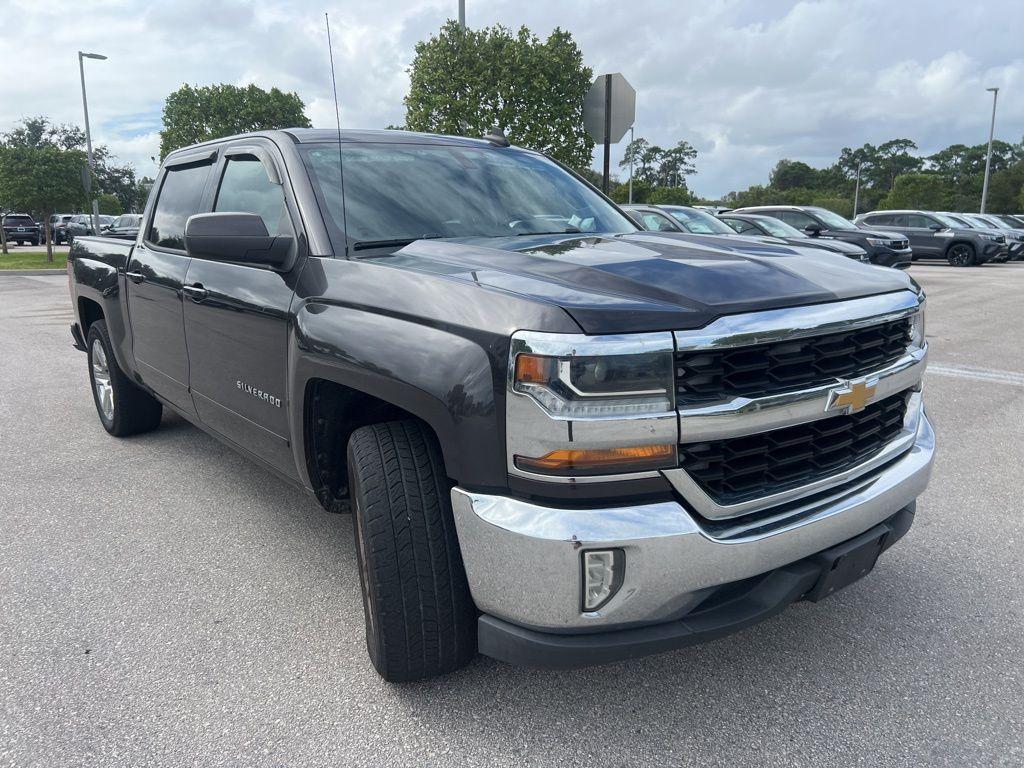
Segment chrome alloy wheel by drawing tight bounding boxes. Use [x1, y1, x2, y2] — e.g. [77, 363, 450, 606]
[91, 338, 114, 421]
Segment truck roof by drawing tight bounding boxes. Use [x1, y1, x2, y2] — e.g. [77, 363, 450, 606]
[164, 128, 502, 161]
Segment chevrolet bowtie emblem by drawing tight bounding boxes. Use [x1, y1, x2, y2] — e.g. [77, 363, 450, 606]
[826, 378, 878, 414]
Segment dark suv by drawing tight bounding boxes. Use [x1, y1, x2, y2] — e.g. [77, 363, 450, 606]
[854, 210, 1005, 267]
[2, 214, 41, 246]
[732, 205, 913, 268]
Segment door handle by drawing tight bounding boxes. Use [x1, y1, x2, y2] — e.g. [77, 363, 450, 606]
[182, 283, 208, 302]
[126, 270, 145, 284]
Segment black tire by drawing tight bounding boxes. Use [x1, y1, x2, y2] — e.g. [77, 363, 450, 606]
[946, 243, 976, 267]
[86, 320, 163, 436]
[347, 420, 477, 682]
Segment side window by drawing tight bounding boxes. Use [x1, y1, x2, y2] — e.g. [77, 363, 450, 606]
[867, 213, 891, 226]
[214, 155, 292, 237]
[775, 210, 816, 229]
[726, 219, 759, 235]
[148, 161, 214, 250]
[906, 214, 931, 228]
[642, 212, 677, 232]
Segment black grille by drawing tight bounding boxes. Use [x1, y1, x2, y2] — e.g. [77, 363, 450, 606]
[679, 393, 909, 506]
[676, 318, 911, 404]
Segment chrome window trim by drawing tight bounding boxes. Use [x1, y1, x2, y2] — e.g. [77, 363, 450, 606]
[663, 391, 924, 520]
[676, 345, 926, 441]
[673, 290, 922, 351]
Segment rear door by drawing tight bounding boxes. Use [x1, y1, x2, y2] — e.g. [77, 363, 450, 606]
[903, 213, 943, 257]
[125, 150, 217, 415]
[181, 141, 304, 477]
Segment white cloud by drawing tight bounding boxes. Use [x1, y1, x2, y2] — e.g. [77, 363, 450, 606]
[1, 0, 1022, 197]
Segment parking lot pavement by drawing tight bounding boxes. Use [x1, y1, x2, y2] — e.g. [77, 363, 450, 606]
[1, 264, 1021, 767]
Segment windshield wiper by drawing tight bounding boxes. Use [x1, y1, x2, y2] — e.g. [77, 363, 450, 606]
[513, 228, 582, 237]
[352, 235, 443, 251]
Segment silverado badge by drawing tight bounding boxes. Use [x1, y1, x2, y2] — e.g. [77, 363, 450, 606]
[826, 378, 878, 415]
[236, 380, 282, 408]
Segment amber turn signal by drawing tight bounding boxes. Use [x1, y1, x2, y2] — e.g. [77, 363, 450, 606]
[514, 353, 554, 384]
[515, 444, 676, 476]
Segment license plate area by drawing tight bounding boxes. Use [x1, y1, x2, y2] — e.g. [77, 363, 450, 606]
[805, 524, 889, 602]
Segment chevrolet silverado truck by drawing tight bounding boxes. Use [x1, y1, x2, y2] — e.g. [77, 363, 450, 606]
[68, 129, 934, 682]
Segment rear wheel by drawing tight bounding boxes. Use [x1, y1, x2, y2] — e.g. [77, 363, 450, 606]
[86, 320, 163, 436]
[947, 243, 976, 267]
[346, 419, 477, 681]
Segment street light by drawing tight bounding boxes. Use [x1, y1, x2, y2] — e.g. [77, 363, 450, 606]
[78, 51, 107, 236]
[980, 86, 999, 214]
[627, 125, 634, 204]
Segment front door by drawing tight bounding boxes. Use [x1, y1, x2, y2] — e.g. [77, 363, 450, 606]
[182, 147, 303, 477]
[903, 213, 944, 258]
[126, 156, 216, 415]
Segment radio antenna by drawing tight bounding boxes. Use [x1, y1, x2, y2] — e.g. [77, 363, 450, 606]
[325, 12, 349, 255]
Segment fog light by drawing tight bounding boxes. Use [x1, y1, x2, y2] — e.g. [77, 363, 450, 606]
[582, 549, 624, 612]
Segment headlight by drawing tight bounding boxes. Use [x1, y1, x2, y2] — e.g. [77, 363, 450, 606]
[514, 350, 673, 417]
[507, 331, 678, 478]
[909, 303, 926, 349]
[866, 237, 891, 247]
[979, 234, 1000, 242]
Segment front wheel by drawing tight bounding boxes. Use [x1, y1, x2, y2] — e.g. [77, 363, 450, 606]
[347, 420, 477, 681]
[86, 320, 163, 436]
[947, 243, 976, 267]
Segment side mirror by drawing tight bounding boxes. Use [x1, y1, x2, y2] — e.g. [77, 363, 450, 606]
[929, 224, 943, 232]
[803, 223, 822, 236]
[184, 212, 293, 269]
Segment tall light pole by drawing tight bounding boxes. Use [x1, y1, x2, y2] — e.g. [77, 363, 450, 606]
[627, 125, 634, 204]
[458, 0, 465, 30]
[78, 51, 106, 236]
[980, 86, 999, 213]
[852, 161, 863, 217]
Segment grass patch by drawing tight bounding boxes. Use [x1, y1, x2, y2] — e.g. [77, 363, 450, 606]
[0, 251, 68, 270]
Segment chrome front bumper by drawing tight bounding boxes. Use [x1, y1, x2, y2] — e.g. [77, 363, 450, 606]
[451, 406, 934, 632]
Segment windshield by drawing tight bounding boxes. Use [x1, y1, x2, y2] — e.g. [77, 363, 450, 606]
[933, 213, 963, 228]
[662, 207, 736, 235]
[301, 143, 636, 250]
[753, 216, 803, 238]
[809, 207, 858, 230]
[965, 214, 996, 229]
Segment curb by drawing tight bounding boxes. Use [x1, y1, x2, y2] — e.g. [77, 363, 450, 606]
[0, 269, 67, 276]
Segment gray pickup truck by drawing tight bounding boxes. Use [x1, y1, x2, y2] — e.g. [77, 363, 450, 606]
[68, 129, 934, 681]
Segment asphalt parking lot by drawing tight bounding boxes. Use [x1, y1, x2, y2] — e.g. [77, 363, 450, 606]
[1, 263, 1022, 767]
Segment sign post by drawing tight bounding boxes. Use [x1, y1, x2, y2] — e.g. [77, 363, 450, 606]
[583, 73, 636, 194]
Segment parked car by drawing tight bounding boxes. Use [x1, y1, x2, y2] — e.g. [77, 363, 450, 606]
[853, 210, 1006, 267]
[958, 213, 1024, 260]
[732, 205, 913, 268]
[936, 213, 1014, 263]
[69, 128, 934, 681]
[102, 213, 143, 240]
[65, 214, 115, 243]
[2, 214, 41, 246]
[988, 213, 1024, 231]
[623, 204, 858, 263]
[49, 213, 76, 244]
[719, 212, 870, 262]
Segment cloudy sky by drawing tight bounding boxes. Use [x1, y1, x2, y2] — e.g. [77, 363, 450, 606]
[2, 0, 1022, 197]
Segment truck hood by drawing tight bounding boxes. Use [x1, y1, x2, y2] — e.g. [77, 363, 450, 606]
[386, 233, 916, 334]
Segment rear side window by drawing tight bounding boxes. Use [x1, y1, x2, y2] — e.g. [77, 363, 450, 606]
[214, 156, 291, 236]
[866, 213, 893, 226]
[148, 161, 213, 250]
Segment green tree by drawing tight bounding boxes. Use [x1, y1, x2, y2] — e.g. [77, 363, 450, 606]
[0, 144, 86, 261]
[404, 22, 594, 169]
[618, 137, 698, 189]
[2, 116, 140, 212]
[879, 172, 951, 211]
[769, 159, 817, 190]
[159, 83, 311, 158]
[97, 193, 123, 216]
[985, 160, 1024, 213]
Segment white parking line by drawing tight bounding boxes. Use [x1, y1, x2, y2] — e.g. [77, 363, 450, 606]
[927, 363, 1024, 387]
